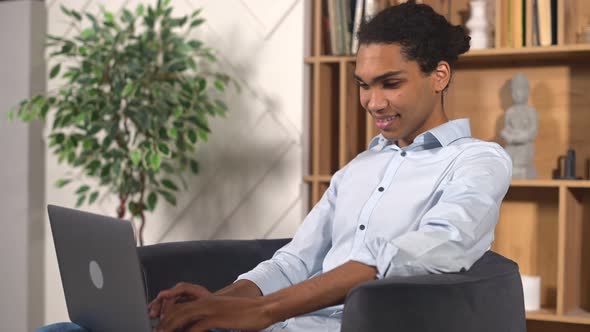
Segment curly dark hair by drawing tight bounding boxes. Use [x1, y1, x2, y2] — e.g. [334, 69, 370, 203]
[357, 2, 470, 75]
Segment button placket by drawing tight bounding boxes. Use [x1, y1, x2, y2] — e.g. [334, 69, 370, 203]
[353, 152, 404, 248]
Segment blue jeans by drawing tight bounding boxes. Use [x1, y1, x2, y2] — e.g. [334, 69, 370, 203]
[35, 323, 87, 332]
[36, 322, 234, 332]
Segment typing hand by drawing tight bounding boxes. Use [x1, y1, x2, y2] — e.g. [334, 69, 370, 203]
[156, 295, 271, 332]
[148, 282, 213, 320]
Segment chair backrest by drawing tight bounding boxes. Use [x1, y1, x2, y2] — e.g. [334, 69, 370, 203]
[138, 238, 290, 301]
[341, 251, 527, 332]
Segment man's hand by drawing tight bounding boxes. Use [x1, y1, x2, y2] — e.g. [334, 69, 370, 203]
[148, 282, 212, 319]
[156, 295, 273, 332]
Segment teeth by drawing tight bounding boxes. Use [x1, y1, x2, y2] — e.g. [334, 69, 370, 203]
[377, 115, 398, 122]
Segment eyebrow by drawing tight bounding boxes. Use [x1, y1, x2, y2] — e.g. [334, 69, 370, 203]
[353, 70, 405, 85]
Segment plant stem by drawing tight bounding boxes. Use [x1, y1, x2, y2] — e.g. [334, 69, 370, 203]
[137, 170, 146, 246]
[117, 192, 127, 219]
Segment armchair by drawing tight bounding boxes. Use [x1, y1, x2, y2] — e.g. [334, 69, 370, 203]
[137, 239, 526, 332]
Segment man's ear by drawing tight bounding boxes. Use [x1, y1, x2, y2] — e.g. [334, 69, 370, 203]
[433, 61, 451, 93]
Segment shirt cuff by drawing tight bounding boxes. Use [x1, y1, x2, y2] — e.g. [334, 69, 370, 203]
[349, 237, 400, 279]
[235, 262, 292, 295]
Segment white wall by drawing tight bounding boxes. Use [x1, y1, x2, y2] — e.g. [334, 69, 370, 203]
[43, 0, 309, 325]
[0, 2, 47, 331]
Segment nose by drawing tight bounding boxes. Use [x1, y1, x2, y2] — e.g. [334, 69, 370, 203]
[366, 89, 387, 114]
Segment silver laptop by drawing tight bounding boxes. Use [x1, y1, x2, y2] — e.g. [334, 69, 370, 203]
[47, 204, 154, 331]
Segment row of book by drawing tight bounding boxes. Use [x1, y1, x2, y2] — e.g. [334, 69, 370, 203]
[324, 0, 404, 56]
[498, 0, 558, 48]
[323, 0, 561, 55]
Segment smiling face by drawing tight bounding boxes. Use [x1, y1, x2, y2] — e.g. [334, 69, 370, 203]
[355, 43, 451, 147]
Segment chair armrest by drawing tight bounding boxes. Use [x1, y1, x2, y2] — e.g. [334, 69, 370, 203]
[137, 238, 290, 301]
[341, 251, 526, 332]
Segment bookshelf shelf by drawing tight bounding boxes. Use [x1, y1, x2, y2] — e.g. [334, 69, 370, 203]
[305, 44, 590, 64]
[307, 1, 590, 330]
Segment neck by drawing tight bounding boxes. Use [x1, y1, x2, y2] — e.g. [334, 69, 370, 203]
[398, 103, 448, 147]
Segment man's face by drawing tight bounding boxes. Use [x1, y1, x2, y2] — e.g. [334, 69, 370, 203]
[354, 43, 445, 146]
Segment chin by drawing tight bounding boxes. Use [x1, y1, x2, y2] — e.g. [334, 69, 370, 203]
[380, 131, 400, 141]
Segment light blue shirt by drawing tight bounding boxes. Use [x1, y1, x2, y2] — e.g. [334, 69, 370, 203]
[237, 118, 512, 331]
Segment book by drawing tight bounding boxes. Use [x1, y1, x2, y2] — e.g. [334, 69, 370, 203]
[550, 0, 557, 45]
[340, 0, 353, 55]
[537, 0, 551, 46]
[532, 0, 540, 46]
[512, 0, 524, 48]
[526, 0, 533, 46]
[327, 0, 338, 54]
[351, 0, 365, 54]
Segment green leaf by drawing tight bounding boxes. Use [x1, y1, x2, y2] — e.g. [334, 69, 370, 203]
[187, 129, 197, 144]
[150, 152, 161, 170]
[50, 64, 61, 79]
[136, 4, 145, 16]
[88, 191, 99, 205]
[168, 127, 178, 139]
[59, 5, 72, 17]
[190, 159, 199, 174]
[131, 150, 142, 166]
[122, 82, 135, 97]
[197, 78, 206, 91]
[82, 139, 94, 151]
[158, 190, 176, 206]
[147, 192, 157, 211]
[188, 40, 203, 50]
[214, 79, 225, 92]
[55, 178, 71, 188]
[70, 10, 82, 21]
[198, 130, 208, 142]
[122, 9, 133, 22]
[128, 201, 139, 215]
[7, 111, 13, 121]
[75, 185, 90, 194]
[158, 143, 170, 156]
[161, 178, 178, 191]
[76, 195, 86, 207]
[191, 8, 203, 18]
[190, 18, 205, 28]
[104, 11, 114, 23]
[81, 28, 95, 39]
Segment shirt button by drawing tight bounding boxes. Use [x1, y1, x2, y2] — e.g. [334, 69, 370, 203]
[378, 187, 384, 192]
[400, 151, 407, 157]
[359, 225, 366, 230]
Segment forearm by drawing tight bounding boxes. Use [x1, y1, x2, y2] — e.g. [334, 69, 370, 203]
[214, 279, 263, 298]
[260, 260, 376, 323]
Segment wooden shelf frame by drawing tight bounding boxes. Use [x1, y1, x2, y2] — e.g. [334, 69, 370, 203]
[306, 0, 590, 329]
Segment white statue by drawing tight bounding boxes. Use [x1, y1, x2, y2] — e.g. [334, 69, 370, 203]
[501, 73, 538, 179]
[466, 0, 491, 49]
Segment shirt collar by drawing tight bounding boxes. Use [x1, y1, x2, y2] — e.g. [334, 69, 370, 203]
[368, 118, 472, 151]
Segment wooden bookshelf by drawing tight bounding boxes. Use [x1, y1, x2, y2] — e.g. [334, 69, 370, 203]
[306, 0, 590, 330]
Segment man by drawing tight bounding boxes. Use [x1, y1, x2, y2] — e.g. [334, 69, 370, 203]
[39, 3, 511, 332]
[148, 3, 511, 332]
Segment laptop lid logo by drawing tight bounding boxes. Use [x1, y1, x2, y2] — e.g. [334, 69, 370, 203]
[89, 260, 104, 289]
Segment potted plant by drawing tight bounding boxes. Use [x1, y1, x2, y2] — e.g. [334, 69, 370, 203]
[8, 0, 237, 245]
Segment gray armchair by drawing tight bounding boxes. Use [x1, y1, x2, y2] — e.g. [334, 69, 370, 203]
[137, 239, 526, 332]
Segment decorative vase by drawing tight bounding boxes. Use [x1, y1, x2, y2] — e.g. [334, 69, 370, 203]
[466, 0, 491, 49]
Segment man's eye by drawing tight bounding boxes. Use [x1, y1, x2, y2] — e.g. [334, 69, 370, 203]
[383, 82, 400, 89]
[358, 83, 369, 90]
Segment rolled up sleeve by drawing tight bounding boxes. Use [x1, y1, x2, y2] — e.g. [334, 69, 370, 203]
[236, 166, 348, 294]
[354, 146, 512, 279]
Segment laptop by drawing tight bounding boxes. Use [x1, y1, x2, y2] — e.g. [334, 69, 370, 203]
[47, 204, 156, 331]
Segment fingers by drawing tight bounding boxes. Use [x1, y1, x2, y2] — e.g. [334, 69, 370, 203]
[160, 298, 174, 318]
[148, 282, 211, 318]
[158, 302, 204, 332]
